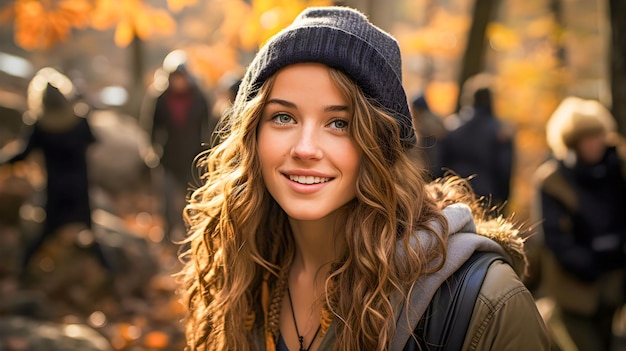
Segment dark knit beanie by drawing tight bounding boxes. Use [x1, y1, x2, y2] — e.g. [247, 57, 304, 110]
[239, 6, 417, 148]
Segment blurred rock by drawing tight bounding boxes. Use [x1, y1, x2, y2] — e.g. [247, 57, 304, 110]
[0, 289, 55, 320]
[92, 209, 159, 301]
[88, 110, 152, 197]
[0, 226, 21, 277]
[0, 316, 113, 351]
[0, 91, 26, 148]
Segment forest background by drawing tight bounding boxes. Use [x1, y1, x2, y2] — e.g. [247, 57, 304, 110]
[1, 0, 625, 223]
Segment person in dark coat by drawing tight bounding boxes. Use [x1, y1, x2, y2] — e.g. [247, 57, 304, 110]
[0, 68, 106, 273]
[149, 64, 211, 243]
[439, 74, 514, 208]
[410, 94, 446, 180]
[534, 96, 626, 351]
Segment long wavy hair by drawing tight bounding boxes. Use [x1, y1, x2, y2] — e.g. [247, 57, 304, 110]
[178, 66, 449, 351]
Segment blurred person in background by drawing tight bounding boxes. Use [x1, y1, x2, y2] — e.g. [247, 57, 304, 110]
[533, 96, 626, 351]
[410, 94, 446, 180]
[145, 63, 211, 246]
[0, 67, 110, 278]
[439, 73, 515, 210]
[209, 73, 242, 147]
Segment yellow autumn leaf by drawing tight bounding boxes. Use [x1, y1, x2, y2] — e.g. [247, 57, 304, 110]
[133, 11, 153, 39]
[240, 19, 263, 51]
[236, 0, 332, 49]
[219, 0, 252, 45]
[13, 0, 91, 50]
[92, 0, 177, 46]
[57, 0, 92, 28]
[425, 81, 459, 117]
[90, 0, 119, 29]
[148, 8, 176, 35]
[14, 0, 44, 49]
[133, 7, 175, 40]
[48, 13, 71, 38]
[15, 23, 41, 50]
[188, 42, 240, 86]
[487, 22, 520, 51]
[252, 0, 275, 14]
[218, 0, 332, 52]
[114, 19, 135, 47]
[526, 15, 555, 38]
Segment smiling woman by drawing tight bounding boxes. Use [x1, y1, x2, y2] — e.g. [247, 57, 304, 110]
[257, 63, 360, 222]
[178, 6, 550, 351]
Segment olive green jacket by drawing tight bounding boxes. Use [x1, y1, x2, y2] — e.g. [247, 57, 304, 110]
[256, 204, 551, 350]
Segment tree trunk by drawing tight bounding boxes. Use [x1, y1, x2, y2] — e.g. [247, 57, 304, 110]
[126, 32, 145, 120]
[456, 0, 499, 112]
[550, 0, 566, 67]
[608, 0, 626, 135]
[549, 0, 567, 101]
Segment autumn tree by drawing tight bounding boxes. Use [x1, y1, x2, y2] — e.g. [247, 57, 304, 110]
[609, 0, 626, 135]
[0, 0, 193, 116]
[0, 0, 338, 117]
[456, 0, 499, 111]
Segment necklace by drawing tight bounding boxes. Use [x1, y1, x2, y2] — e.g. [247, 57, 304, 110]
[286, 287, 322, 351]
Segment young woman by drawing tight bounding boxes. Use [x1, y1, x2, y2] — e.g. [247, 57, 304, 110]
[178, 6, 550, 351]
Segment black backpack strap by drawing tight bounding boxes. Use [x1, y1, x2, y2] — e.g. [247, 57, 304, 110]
[404, 251, 508, 351]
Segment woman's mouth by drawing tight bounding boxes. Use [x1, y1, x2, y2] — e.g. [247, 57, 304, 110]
[287, 175, 332, 184]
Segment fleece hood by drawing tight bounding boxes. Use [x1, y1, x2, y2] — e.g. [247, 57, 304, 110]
[389, 203, 527, 351]
[309, 203, 529, 351]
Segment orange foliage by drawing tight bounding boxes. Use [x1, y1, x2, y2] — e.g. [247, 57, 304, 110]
[227, 0, 334, 51]
[396, 8, 470, 58]
[2, 0, 198, 50]
[188, 0, 333, 86]
[186, 42, 240, 87]
[487, 23, 520, 51]
[143, 331, 169, 349]
[424, 81, 459, 118]
[91, 0, 176, 47]
[12, 0, 91, 50]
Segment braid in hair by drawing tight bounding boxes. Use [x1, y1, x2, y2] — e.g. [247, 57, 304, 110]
[320, 278, 337, 336]
[244, 310, 255, 332]
[320, 263, 341, 336]
[268, 268, 289, 338]
[262, 222, 291, 349]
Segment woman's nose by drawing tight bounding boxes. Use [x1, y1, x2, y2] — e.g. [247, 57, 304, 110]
[290, 125, 323, 160]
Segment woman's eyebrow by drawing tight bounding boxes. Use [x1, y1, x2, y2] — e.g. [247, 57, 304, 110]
[324, 105, 348, 112]
[265, 98, 348, 112]
[265, 98, 296, 109]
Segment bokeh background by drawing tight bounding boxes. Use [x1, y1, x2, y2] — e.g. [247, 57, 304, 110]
[1, 0, 623, 217]
[0, 0, 625, 350]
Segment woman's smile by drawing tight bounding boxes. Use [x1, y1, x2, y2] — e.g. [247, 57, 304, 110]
[287, 174, 332, 185]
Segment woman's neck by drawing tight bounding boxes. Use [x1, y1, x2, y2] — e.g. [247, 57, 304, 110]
[288, 214, 344, 275]
[282, 217, 339, 351]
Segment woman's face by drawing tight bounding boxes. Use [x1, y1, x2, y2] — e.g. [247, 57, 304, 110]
[257, 63, 362, 222]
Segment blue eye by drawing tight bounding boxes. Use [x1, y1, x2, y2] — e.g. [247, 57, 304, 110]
[272, 113, 295, 124]
[329, 119, 349, 130]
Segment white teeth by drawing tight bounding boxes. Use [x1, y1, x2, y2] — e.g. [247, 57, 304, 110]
[288, 175, 331, 184]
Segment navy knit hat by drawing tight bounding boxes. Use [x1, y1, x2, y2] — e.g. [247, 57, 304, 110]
[239, 6, 417, 148]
